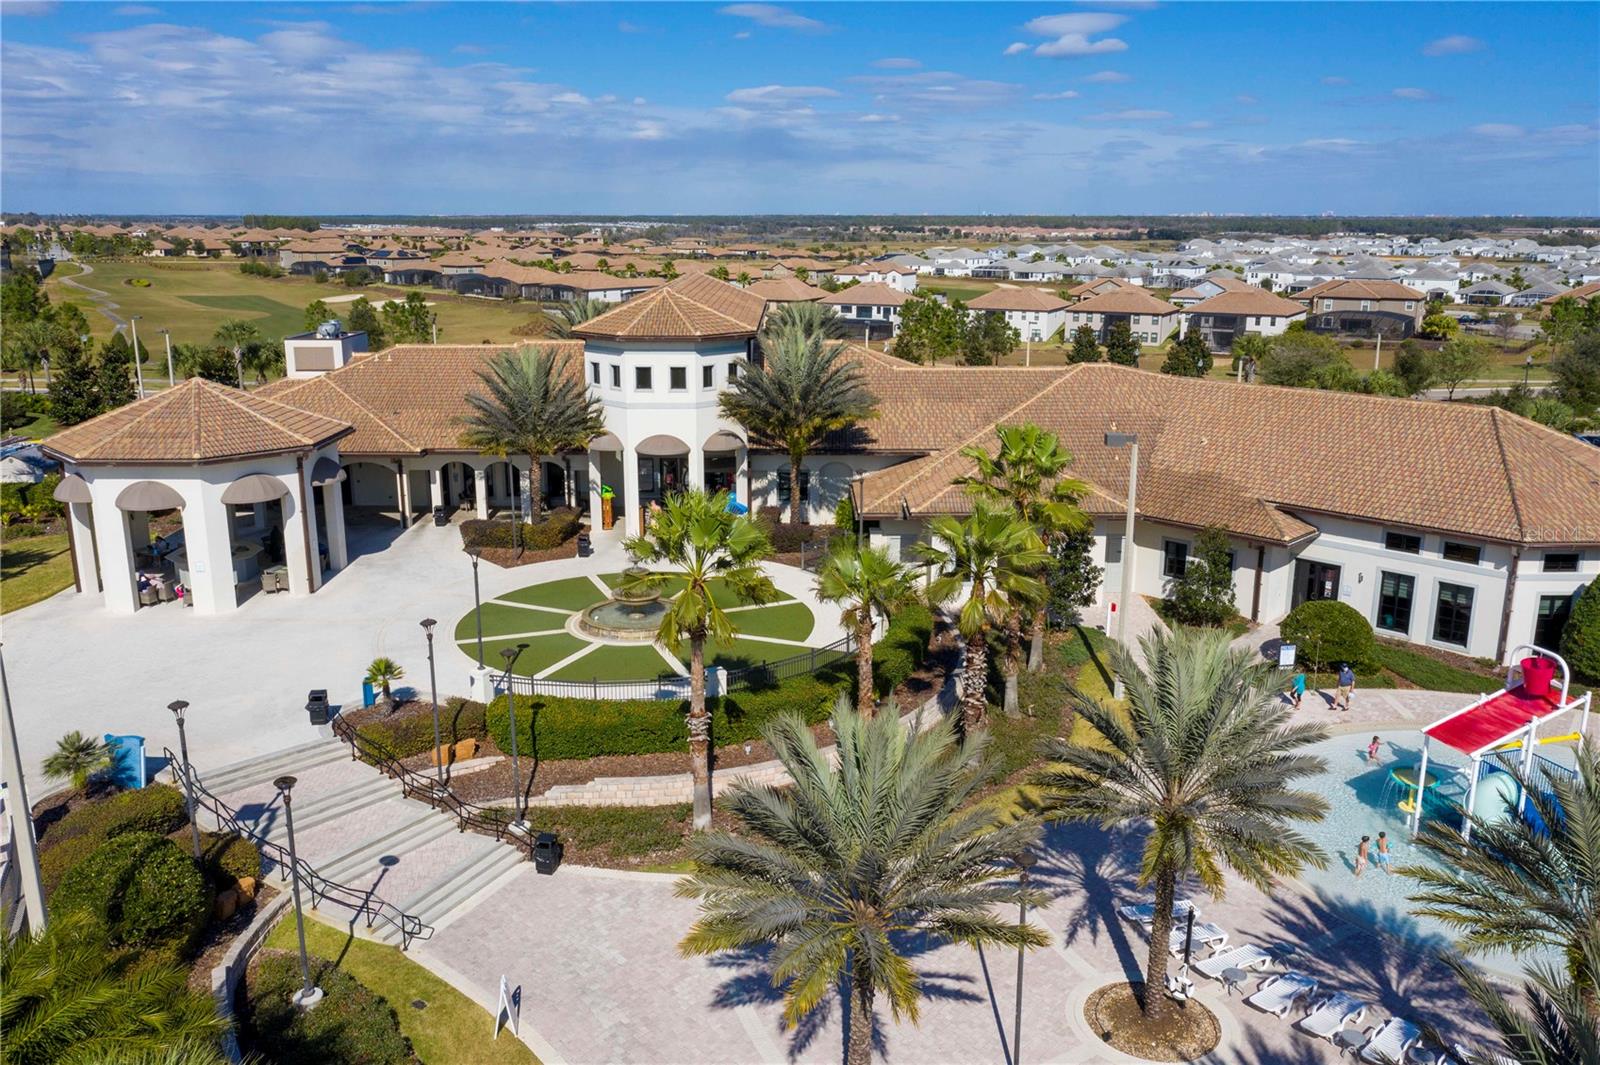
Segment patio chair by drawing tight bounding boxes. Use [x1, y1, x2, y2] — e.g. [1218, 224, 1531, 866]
[138, 585, 159, 607]
[1117, 897, 1198, 925]
[1359, 1017, 1423, 1063]
[1194, 943, 1274, 980]
[1297, 991, 1367, 1041]
[1246, 971, 1318, 1017]
[1452, 1042, 1516, 1065]
[1166, 920, 1228, 956]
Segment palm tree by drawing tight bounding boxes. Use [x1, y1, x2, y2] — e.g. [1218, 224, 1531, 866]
[758, 300, 850, 350]
[0, 912, 230, 1065]
[718, 331, 876, 525]
[3, 318, 57, 393]
[1032, 627, 1329, 1020]
[1444, 929, 1600, 1065]
[677, 705, 1048, 1065]
[623, 490, 776, 830]
[42, 731, 115, 791]
[364, 656, 404, 709]
[956, 423, 1091, 682]
[459, 346, 605, 523]
[915, 504, 1048, 730]
[212, 320, 259, 389]
[1402, 744, 1599, 990]
[553, 297, 610, 338]
[815, 539, 921, 716]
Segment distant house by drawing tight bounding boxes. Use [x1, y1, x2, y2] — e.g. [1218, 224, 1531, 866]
[1179, 289, 1307, 352]
[832, 263, 919, 293]
[1541, 280, 1600, 306]
[819, 282, 909, 340]
[1168, 274, 1254, 308]
[1507, 282, 1564, 307]
[1295, 279, 1425, 338]
[966, 288, 1071, 343]
[143, 239, 177, 258]
[1404, 265, 1462, 301]
[745, 277, 827, 304]
[1065, 287, 1181, 345]
[1462, 280, 1516, 306]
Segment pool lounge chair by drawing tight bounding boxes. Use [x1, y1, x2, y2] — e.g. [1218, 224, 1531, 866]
[1451, 1043, 1516, 1065]
[1166, 921, 1228, 956]
[1117, 898, 1198, 925]
[1360, 1018, 1423, 1063]
[1298, 991, 1367, 1041]
[1246, 971, 1318, 1017]
[1194, 943, 1274, 980]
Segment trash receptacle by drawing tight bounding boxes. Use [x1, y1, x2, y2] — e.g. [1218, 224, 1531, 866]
[576, 532, 591, 558]
[104, 734, 147, 789]
[306, 689, 330, 726]
[433, 505, 449, 527]
[532, 832, 563, 875]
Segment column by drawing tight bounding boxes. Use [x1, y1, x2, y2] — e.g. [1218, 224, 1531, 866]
[735, 445, 749, 511]
[91, 500, 137, 614]
[588, 450, 603, 524]
[183, 500, 239, 616]
[301, 466, 321, 591]
[282, 480, 313, 597]
[687, 447, 705, 494]
[394, 463, 410, 527]
[68, 501, 99, 594]
[622, 443, 641, 536]
[517, 461, 534, 521]
[429, 467, 444, 511]
[473, 464, 488, 520]
[322, 482, 349, 571]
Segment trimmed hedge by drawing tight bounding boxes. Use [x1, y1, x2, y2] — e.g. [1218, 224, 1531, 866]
[1561, 576, 1600, 683]
[51, 831, 212, 960]
[870, 602, 933, 697]
[755, 509, 834, 554]
[354, 697, 488, 760]
[460, 508, 580, 551]
[242, 951, 412, 1065]
[200, 831, 262, 886]
[40, 785, 191, 896]
[1280, 600, 1377, 671]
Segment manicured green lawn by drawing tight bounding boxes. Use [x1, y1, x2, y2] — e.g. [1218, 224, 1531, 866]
[479, 632, 590, 676]
[1, 533, 74, 613]
[546, 642, 675, 682]
[709, 637, 839, 671]
[597, 571, 793, 608]
[520, 803, 692, 865]
[456, 601, 572, 641]
[727, 602, 814, 641]
[10, 410, 58, 439]
[1374, 642, 1502, 694]
[268, 914, 538, 1065]
[497, 576, 609, 611]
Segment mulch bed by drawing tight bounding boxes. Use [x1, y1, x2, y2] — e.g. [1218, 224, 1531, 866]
[30, 782, 118, 845]
[1084, 982, 1220, 1062]
[472, 538, 579, 569]
[186, 882, 280, 994]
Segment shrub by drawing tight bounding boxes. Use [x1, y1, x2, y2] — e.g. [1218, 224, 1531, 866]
[40, 785, 190, 896]
[755, 509, 831, 554]
[200, 831, 262, 886]
[459, 508, 580, 551]
[241, 952, 412, 1065]
[833, 493, 854, 529]
[1560, 576, 1600, 683]
[1280, 600, 1377, 671]
[1164, 527, 1237, 626]
[870, 602, 933, 697]
[356, 697, 488, 759]
[51, 831, 212, 959]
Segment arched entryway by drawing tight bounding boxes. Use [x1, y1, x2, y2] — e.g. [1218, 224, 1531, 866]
[114, 480, 188, 610]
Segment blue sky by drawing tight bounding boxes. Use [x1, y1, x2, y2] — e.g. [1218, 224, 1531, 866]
[2, 1, 1596, 216]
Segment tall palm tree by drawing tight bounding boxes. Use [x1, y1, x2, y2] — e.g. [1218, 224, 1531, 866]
[0, 912, 230, 1065]
[1032, 627, 1329, 1020]
[915, 504, 1048, 730]
[815, 539, 921, 716]
[758, 300, 850, 350]
[554, 297, 610, 338]
[459, 346, 605, 523]
[956, 423, 1092, 681]
[3, 318, 57, 393]
[624, 490, 776, 830]
[42, 730, 115, 791]
[212, 320, 259, 389]
[1402, 744, 1599, 990]
[718, 331, 876, 525]
[677, 705, 1048, 1065]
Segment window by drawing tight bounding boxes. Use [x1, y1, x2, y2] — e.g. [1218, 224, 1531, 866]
[1105, 533, 1123, 565]
[776, 468, 810, 505]
[838, 305, 854, 316]
[1433, 582, 1474, 645]
[728, 363, 739, 381]
[669, 366, 687, 391]
[590, 361, 600, 384]
[1442, 541, 1481, 565]
[1360, 300, 1372, 312]
[1162, 540, 1189, 579]
[1377, 572, 1415, 634]
[702, 365, 714, 388]
[609, 364, 620, 388]
[1404, 301, 1415, 311]
[1321, 299, 1333, 312]
[1385, 531, 1422, 554]
[635, 366, 652, 390]
[1535, 594, 1573, 648]
[1543, 552, 1580, 573]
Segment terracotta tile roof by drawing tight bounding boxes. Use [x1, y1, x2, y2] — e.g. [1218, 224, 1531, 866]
[1295, 279, 1423, 302]
[571, 274, 766, 341]
[967, 288, 1071, 312]
[1171, 276, 1255, 300]
[1181, 289, 1309, 317]
[820, 282, 910, 307]
[855, 363, 1600, 546]
[1067, 278, 1135, 298]
[1069, 288, 1179, 315]
[1542, 281, 1600, 305]
[42, 377, 351, 464]
[745, 277, 827, 302]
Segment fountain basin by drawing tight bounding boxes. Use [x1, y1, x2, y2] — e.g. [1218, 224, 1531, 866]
[578, 597, 670, 641]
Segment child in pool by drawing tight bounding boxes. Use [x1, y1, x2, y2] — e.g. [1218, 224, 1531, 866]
[1354, 835, 1370, 878]
[1374, 831, 1394, 874]
[1367, 736, 1381, 764]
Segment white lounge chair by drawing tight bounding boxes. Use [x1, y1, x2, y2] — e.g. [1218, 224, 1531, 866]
[1117, 898, 1198, 924]
[1360, 1018, 1423, 1063]
[1194, 943, 1274, 980]
[1298, 991, 1367, 1041]
[1246, 971, 1318, 1017]
[1452, 1042, 1516, 1065]
[1166, 920, 1228, 956]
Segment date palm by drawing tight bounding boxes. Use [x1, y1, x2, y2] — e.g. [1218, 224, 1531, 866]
[624, 490, 777, 830]
[758, 299, 850, 349]
[1032, 627, 1329, 1020]
[677, 705, 1047, 1065]
[1402, 744, 1599, 990]
[815, 539, 921, 716]
[719, 331, 875, 525]
[1445, 928, 1600, 1065]
[42, 730, 115, 791]
[212, 320, 259, 389]
[956, 423, 1091, 690]
[915, 504, 1048, 731]
[459, 346, 604, 523]
[554, 297, 609, 337]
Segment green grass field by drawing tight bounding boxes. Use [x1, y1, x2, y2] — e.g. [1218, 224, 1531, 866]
[547, 642, 676, 682]
[497, 576, 609, 612]
[455, 602, 572, 641]
[1, 533, 74, 613]
[480, 632, 590, 676]
[725, 602, 814, 641]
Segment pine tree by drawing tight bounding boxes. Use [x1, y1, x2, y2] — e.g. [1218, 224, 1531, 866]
[46, 342, 102, 426]
[1068, 324, 1101, 363]
[1160, 328, 1212, 377]
[95, 339, 136, 410]
[1104, 320, 1140, 366]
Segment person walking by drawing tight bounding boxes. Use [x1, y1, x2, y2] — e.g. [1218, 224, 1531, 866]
[1354, 834, 1371, 878]
[1373, 831, 1394, 875]
[1336, 662, 1356, 712]
[1287, 669, 1307, 710]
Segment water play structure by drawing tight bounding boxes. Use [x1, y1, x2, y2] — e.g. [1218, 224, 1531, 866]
[1407, 644, 1592, 841]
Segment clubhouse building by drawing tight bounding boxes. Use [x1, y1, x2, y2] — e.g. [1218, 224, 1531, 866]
[41, 276, 1600, 665]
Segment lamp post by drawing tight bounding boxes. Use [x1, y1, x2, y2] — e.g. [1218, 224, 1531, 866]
[466, 546, 485, 667]
[1523, 353, 1533, 387]
[499, 643, 529, 826]
[159, 328, 175, 387]
[421, 619, 442, 784]
[1104, 431, 1139, 701]
[168, 700, 203, 859]
[129, 315, 146, 399]
[273, 775, 323, 1010]
[1013, 848, 1036, 1065]
[0, 645, 47, 933]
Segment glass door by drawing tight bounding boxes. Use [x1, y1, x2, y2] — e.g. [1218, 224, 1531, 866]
[1293, 560, 1341, 607]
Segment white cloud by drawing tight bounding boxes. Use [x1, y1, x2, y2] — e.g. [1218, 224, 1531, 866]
[1082, 70, 1129, 83]
[1088, 108, 1171, 121]
[858, 113, 900, 123]
[115, 4, 160, 14]
[0, 1, 58, 15]
[725, 84, 840, 105]
[1235, 93, 1258, 105]
[452, 43, 487, 55]
[1391, 87, 1436, 101]
[1021, 12, 1129, 57]
[1033, 90, 1080, 100]
[1003, 42, 1030, 56]
[717, 4, 830, 33]
[1320, 75, 1349, 86]
[850, 70, 1020, 111]
[1470, 123, 1524, 138]
[872, 57, 920, 69]
[732, 30, 751, 39]
[1423, 34, 1484, 56]
[617, 20, 648, 33]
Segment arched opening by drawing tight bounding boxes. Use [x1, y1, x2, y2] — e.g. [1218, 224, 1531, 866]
[636, 434, 690, 506]
[115, 480, 188, 611]
[220, 473, 295, 602]
[703, 430, 744, 498]
[340, 461, 406, 558]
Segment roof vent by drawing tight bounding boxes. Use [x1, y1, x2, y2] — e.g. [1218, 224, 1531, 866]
[315, 319, 343, 339]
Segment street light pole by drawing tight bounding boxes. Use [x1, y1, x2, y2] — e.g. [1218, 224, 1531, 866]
[1104, 431, 1139, 701]
[0, 645, 47, 933]
[467, 547, 485, 668]
[499, 643, 530, 826]
[159, 328, 175, 387]
[273, 775, 323, 1010]
[1013, 848, 1036, 1065]
[421, 619, 442, 784]
[169, 700, 203, 859]
[129, 315, 146, 399]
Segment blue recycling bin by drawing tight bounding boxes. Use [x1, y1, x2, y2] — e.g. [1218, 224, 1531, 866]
[725, 497, 749, 515]
[363, 681, 376, 707]
[104, 734, 147, 789]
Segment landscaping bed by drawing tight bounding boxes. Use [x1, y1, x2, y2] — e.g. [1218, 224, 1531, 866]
[1085, 982, 1220, 1061]
[1373, 638, 1506, 693]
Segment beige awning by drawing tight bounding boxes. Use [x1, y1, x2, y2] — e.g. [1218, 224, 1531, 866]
[703, 430, 745, 452]
[115, 480, 185, 511]
[588, 432, 622, 452]
[221, 473, 290, 505]
[52, 473, 93, 503]
[309, 457, 346, 486]
[635, 434, 689, 457]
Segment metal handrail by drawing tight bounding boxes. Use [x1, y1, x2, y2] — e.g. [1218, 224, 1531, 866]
[163, 748, 429, 950]
[330, 716, 534, 859]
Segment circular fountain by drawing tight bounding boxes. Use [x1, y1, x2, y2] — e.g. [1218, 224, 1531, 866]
[576, 566, 669, 641]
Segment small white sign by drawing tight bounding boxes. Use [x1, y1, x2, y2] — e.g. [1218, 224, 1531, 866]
[1278, 643, 1297, 669]
[494, 975, 520, 1039]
